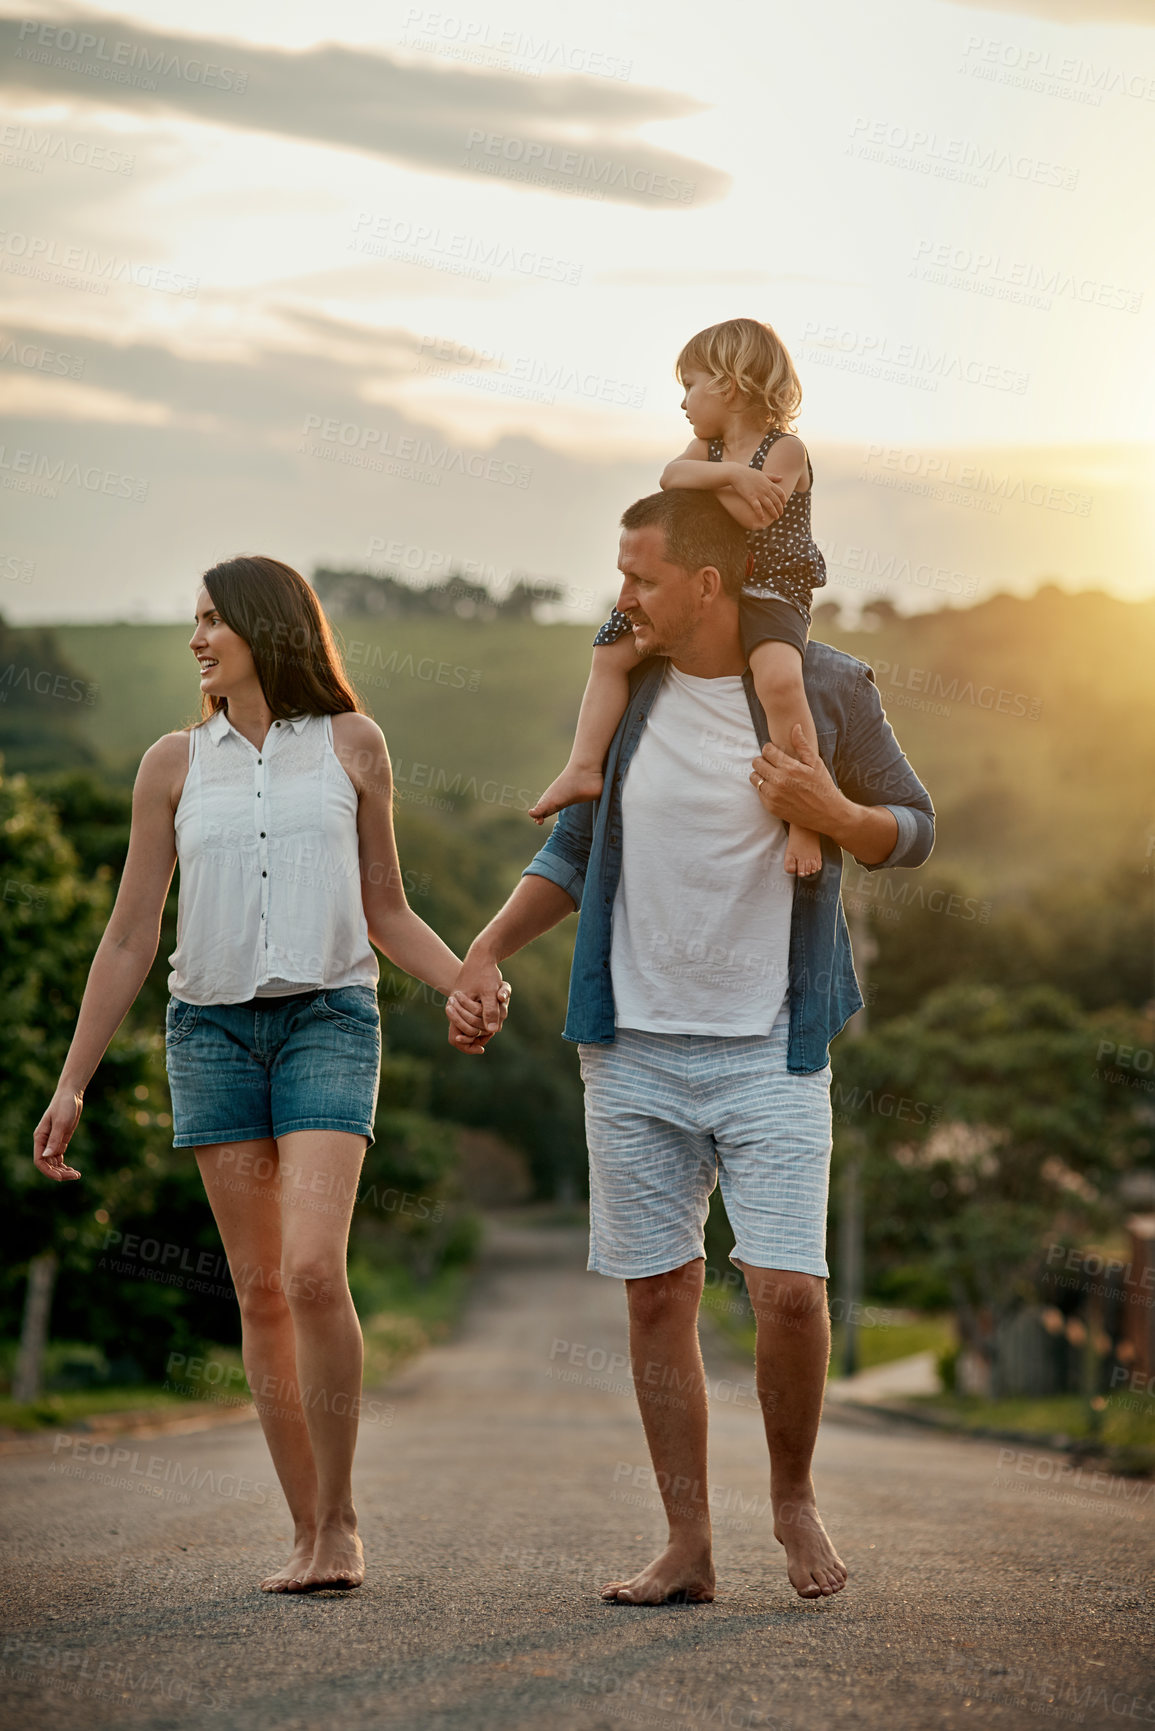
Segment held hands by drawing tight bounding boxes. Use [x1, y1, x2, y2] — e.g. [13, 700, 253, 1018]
[33, 1087, 84, 1182]
[750, 726, 843, 833]
[445, 952, 512, 1055]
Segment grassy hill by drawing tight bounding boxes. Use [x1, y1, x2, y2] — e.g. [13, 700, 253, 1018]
[50, 586, 1155, 895]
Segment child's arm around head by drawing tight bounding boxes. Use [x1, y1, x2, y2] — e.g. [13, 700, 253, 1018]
[661, 437, 788, 531]
[659, 436, 713, 486]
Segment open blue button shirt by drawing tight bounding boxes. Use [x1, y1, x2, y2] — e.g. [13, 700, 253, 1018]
[523, 641, 935, 1073]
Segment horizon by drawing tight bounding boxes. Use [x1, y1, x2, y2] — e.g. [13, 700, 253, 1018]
[7, 574, 1154, 632]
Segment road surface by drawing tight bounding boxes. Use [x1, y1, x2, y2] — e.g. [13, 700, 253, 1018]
[1, 1218, 1152, 1730]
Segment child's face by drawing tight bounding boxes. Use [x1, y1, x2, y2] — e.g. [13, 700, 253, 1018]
[679, 367, 733, 438]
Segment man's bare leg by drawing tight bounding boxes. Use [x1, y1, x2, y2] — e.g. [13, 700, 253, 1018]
[740, 1263, 846, 1598]
[601, 1261, 716, 1605]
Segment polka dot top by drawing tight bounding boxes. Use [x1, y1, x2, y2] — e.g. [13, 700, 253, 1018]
[592, 429, 826, 649]
[712, 429, 827, 618]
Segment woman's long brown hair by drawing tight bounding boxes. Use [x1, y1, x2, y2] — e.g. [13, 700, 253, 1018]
[197, 555, 363, 721]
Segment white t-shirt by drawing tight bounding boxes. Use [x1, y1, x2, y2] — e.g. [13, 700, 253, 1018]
[610, 666, 795, 1036]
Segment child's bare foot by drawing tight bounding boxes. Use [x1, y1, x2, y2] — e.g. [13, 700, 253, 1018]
[528, 765, 605, 824]
[260, 1528, 316, 1593]
[285, 1516, 364, 1592]
[785, 825, 822, 877]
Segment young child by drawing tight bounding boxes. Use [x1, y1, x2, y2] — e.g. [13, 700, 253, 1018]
[529, 317, 828, 876]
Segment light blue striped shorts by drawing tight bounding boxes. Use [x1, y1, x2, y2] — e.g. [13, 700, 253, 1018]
[578, 1001, 832, 1281]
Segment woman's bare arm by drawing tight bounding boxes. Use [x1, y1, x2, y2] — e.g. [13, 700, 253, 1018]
[332, 713, 478, 998]
[34, 733, 187, 1177]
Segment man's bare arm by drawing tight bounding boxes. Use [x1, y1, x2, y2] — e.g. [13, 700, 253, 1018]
[447, 874, 577, 1052]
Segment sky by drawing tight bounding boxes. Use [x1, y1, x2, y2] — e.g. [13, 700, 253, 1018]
[0, 0, 1152, 625]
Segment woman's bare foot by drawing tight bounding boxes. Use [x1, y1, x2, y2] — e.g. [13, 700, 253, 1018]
[785, 825, 822, 877]
[260, 1528, 316, 1593]
[772, 1494, 846, 1598]
[528, 764, 605, 825]
[286, 1517, 364, 1592]
[601, 1539, 715, 1605]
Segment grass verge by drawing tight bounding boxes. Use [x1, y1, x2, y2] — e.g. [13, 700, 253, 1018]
[901, 1389, 1155, 1475]
[352, 1259, 474, 1386]
[1, 1260, 474, 1434]
[701, 1289, 955, 1376]
[0, 1385, 197, 1434]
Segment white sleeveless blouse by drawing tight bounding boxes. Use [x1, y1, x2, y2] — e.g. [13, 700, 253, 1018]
[168, 709, 378, 1004]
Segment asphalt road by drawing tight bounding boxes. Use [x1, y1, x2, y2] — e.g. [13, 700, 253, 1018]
[1, 1218, 1152, 1731]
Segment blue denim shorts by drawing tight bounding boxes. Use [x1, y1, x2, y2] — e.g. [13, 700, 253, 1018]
[578, 1000, 832, 1280]
[165, 986, 381, 1149]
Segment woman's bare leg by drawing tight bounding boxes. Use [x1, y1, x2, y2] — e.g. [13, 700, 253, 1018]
[275, 1129, 369, 1591]
[748, 639, 823, 876]
[195, 1140, 319, 1592]
[529, 633, 639, 823]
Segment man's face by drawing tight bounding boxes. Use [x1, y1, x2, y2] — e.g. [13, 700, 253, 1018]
[615, 525, 706, 658]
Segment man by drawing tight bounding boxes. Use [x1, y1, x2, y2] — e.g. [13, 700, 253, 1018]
[447, 490, 934, 1605]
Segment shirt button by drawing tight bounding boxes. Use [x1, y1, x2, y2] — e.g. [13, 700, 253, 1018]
[260, 831, 266, 839]
[262, 870, 268, 878]
[257, 757, 262, 764]
[256, 792, 261, 798]
[275, 721, 281, 727]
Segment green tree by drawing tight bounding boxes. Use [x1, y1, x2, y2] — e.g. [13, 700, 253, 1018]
[0, 615, 100, 773]
[28, 768, 179, 1027]
[863, 867, 1154, 1023]
[386, 806, 587, 1197]
[830, 984, 1152, 1389]
[352, 1050, 479, 1284]
[0, 766, 172, 1387]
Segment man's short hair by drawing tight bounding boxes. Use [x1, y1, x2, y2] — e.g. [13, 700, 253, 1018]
[620, 491, 748, 598]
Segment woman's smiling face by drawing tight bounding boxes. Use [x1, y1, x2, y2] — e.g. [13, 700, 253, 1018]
[189, 586, 256, 697]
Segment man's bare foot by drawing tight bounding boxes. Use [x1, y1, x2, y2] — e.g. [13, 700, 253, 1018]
[286, 1519, 364, 1593]
[528, 765, 605, 825]
[773, 1494, 846, 1598]
[785, 825, 823, 878]
[260, 1529, 316, 1593]
[601, 1540, 715, 1605]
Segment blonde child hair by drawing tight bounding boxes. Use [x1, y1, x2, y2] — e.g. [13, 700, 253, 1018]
[675, 317, 802, 434]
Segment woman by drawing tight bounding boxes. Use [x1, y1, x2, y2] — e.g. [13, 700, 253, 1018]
[33, 555, 502, 1593]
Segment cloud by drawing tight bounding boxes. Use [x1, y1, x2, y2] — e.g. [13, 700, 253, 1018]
[1, 322, 1140, 639]
[943, 0, 1154, 22]
[597, 269, 864, 288]
[263, 308, 429, 370]
[0, 314, 422, 434]
[0, 10, 729, 208]
[4, 311, 1142, 631]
